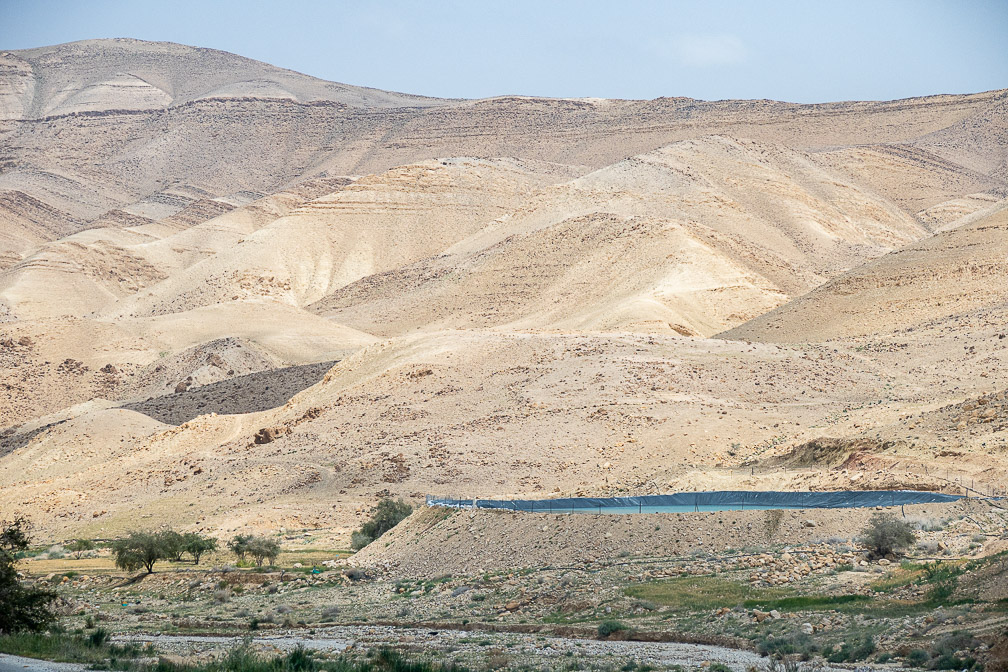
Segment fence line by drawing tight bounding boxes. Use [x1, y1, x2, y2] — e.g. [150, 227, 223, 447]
[426, 462, 1007, 512]
[426, 489, 974, 514]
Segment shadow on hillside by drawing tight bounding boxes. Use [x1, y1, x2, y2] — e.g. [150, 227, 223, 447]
[123, 361, 336, 425]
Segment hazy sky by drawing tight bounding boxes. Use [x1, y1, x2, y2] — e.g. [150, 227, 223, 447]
[2, 0, 1006, 102]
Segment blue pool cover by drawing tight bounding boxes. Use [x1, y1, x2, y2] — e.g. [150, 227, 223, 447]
[426, 490, 963, 513]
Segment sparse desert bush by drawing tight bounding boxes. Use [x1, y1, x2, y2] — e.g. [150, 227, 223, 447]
[757, 657, 819, 672]
[764, 509, 784, 539]
[485, 647, 509, 670]
[66, 539, 94, 560]
[858, 513, 916, 558]
[906, 516, 945, 532]
[906, 649, 930, 667]
[929, 631, 981, 670]
[320, 605, 341, 620]
[823, 635, 876, 663]
[597, 619, 627, 637]
[351, 498, 412, 550]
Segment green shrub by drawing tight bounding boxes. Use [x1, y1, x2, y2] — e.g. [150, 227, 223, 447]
[597, 620, 627, 637]
[929, 631, 982, 671]
[906, 649, 930, 667]
[824, 635, 876, 663]
[86, 628, 108, 648]
[350, 531, 372, 551]
[351, 499, 412, 551]
[858, 513, 916, 558]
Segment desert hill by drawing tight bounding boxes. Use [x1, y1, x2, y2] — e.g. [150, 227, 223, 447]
[0, 39, 1006, 541]
[312, 137, 924, 337]
[719, 204, 1008, 342]
[2, 40, 1004, 231]
[1, 38, 450, 120]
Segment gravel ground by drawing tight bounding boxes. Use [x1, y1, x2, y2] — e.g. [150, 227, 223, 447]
[117, 627, 804, 670]
[0, 654, 85, 672]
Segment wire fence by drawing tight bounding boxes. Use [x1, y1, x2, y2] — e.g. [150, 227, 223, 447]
[426, 489, 975, 514]
[426, 461, 1007, 514]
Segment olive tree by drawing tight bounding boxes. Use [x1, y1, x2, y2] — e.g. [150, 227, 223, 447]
[246, 536, 281, 567]
[182, 532, 217, 565]
[858, 512, 916, 558]
[111, 531, 168, 574]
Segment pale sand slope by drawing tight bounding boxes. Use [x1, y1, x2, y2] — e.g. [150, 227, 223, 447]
[811, 145, 1005, 228]
[1, 39, 449, 120]
[3, 313, 1006, 540]
[0, 190, 83, 270]
[312, 137, 924, 337]
[0, 40, 1006, 543]
[0, 176, 353, 320]
[103, 159, 566, 319]
[3, 41, 1004, 228]
[719, 205, 1008, 343]
[0, 302, 375, 427]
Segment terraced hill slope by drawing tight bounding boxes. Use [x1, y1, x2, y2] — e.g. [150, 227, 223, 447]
[1, 39, 1006, 541]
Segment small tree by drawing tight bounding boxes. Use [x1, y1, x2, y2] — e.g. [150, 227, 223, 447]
[66, 538, 94, 560]
[111, 531, 167, 574]
[858, 512, 916, 558]
[246, 537, 280, 567]
[0, 517, 57, 633]
[228, 534, 253, 562]
[182, 532, 217, 565]
[351, 498, 412, 551]
[158, 529, 187, 562]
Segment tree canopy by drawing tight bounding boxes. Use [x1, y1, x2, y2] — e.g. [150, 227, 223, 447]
[111, 531, 169, 574]
[0, 517, 57, 633]
[351, 498, 413, 550]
